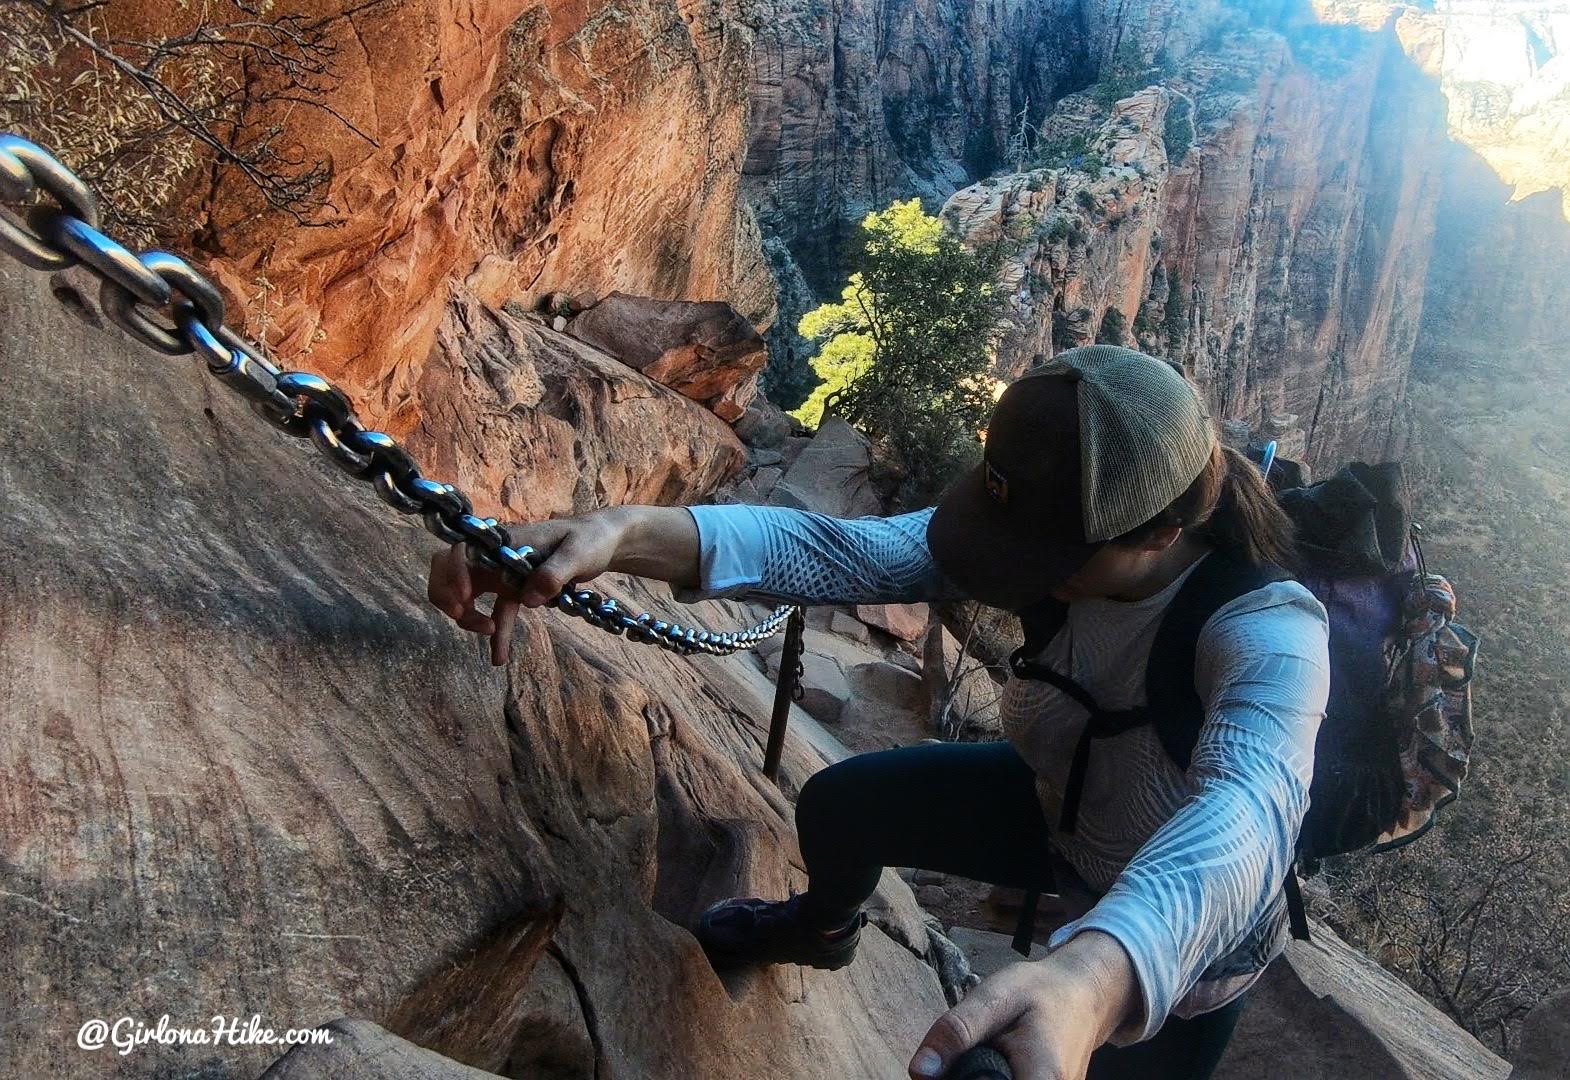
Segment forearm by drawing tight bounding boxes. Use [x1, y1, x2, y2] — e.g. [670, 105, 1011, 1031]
[1047, 930, 1140, 1046]
[680, 503, 958, 605]
[600, 505, 701, 588]
[1048, 768, 1303, 1042]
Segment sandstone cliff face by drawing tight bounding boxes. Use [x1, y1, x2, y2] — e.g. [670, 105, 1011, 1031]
[0, 264, 946, 1079]
[743, 0, 1089, 272]
[941, 9, 1447, 471]
[1159, 10, 1446, 469]
[760, 1, 1568, 473]
[78, 0, 777, 447]
[742, 0, 1094, 401]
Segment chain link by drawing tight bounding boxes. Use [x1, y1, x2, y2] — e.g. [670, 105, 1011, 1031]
[0, 133, 794, 658]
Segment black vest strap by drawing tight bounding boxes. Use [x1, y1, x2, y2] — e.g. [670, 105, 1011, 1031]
[1143, 552, 1290, 767]
[1284, 871, 1311, 941]
[1009, 647, 1151, 834]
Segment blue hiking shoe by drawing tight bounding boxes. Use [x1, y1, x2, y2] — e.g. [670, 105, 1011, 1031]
[696, 893, 867, 970]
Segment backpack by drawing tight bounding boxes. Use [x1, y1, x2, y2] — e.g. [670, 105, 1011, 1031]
[1005, 457, 1480, 950]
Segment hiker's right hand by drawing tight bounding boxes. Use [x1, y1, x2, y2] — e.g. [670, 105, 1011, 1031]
[426, 511, 626, 666]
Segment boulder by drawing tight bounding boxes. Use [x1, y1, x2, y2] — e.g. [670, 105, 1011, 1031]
[1512, 988, 1570, 1080]
[751, 465, 784, 501]
[854, 603, 931, 643]
[779, 435, 813, 471]
[768, 417, 882, 517]
[757, 637, 860, 725]
[848, 661, 928, 713]
[565, 292, 768, 421]
[0, 264, 949, 1079]
[404, 290, 745, 521]
[829, 610, 871, 643]
[794, 652, 854, 724]
[734, 403, 793, 449]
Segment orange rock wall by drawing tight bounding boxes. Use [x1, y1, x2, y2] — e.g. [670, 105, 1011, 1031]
[108, 0, 774, 448]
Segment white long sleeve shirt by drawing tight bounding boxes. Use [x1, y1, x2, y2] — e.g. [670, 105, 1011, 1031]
[681, 504, 1330, 1042]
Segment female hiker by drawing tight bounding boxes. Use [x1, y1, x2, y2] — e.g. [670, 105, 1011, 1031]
[425, 345, 1331, 1080]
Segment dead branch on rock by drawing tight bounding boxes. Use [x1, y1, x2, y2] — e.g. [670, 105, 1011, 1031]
[1323, 814, 1570, 1056]
[0, 0, 380, 243]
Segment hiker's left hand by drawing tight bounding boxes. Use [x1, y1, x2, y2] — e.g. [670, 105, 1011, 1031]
[907, 930, 1138, 1080]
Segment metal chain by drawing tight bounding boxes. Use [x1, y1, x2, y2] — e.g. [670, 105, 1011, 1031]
[0, 133, 795, 658]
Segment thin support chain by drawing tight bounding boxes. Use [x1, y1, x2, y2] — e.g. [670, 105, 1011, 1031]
[0, 132, 795, 658]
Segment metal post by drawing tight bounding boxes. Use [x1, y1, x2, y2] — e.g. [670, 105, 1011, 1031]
[763, 606, 806, 781]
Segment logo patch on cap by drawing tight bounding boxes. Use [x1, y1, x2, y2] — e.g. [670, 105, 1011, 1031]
[984, 459, 1009, 504]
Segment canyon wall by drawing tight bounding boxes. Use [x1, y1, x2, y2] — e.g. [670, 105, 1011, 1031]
[940, 5, 1448, 470]
[756, 0, 1568, 472]
[56, 0, 777, 455]
[1413, 1, 1570, 375]
[743, 0, 1088, 277]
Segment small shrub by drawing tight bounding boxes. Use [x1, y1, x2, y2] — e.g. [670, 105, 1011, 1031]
[1097, 306, 1128, 345]
[1164, 96, 1194, 164]
[1030, 131, 1089, 170]
[1075, 188, 1098, 211]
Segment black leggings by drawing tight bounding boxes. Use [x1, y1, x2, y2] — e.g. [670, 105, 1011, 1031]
[793, 741, 1246, 1080]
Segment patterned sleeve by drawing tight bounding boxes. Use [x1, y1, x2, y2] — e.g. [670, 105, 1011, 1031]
[675, 504, 961, 605]
[1046, 582, 1330, 1043]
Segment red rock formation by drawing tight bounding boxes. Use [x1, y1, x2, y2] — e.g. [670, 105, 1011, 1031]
[564, 292, 768, 421]
[401, 291, 746, 521]
[82, 0, 777, 446]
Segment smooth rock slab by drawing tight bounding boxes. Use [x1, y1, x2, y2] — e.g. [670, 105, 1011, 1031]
[768, 417, 882, 518]
[261, 1020, 500, 1079]
[0, 264, 949, 1080]
[848, 660, 928, 713]
[829, 610, 872, 643]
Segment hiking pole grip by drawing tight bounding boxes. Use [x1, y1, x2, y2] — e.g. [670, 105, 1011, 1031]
[947, 1045, 1012, 1080]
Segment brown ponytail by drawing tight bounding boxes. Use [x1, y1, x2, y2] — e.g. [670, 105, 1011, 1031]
[1114, 441, 1298, 570]
[1197, 444, 1297, 568]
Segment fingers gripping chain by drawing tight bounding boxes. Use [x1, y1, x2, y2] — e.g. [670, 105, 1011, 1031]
[0, 133, 794, 658]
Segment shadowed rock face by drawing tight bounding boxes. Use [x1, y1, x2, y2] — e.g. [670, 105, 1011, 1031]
[564, 292, 769, 421]
[742, 0, 1092, 284]
[1513, 989, 1570, 1080]
[0, 265, 946, 1078]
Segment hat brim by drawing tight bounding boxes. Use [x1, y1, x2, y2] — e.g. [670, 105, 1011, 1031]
[927, 461, 1103, 611]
